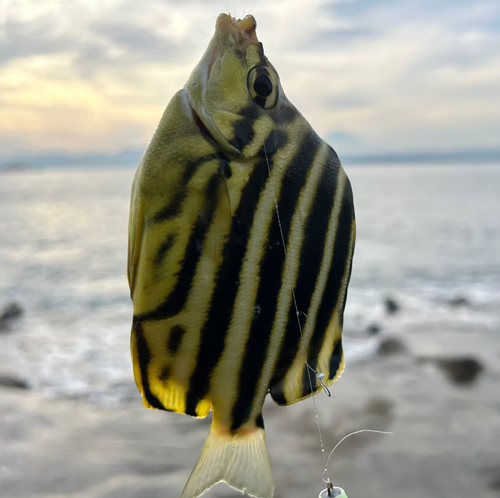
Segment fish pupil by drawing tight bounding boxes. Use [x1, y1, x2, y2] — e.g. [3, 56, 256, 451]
[254, 74, 273, 97]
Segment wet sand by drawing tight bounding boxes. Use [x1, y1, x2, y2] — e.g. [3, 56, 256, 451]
[1, 316, 500, 498]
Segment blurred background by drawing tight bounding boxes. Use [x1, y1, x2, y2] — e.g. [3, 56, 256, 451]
[0, 1, 499, 497]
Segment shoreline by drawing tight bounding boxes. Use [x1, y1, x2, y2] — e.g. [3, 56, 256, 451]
[1, 316, 499, 498]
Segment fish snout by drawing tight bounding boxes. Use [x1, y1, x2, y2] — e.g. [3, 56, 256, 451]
[216, 13, 258, 44]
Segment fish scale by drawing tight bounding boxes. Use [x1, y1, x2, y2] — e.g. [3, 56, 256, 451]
[128, 13, 355, 498]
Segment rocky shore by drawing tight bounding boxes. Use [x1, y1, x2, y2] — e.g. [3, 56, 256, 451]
[1, 295, 500, 498]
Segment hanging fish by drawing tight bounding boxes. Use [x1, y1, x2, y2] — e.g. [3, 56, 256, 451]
[128, 13, 355, 498]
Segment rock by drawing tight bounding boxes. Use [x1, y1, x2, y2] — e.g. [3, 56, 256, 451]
[436, 356, 483, 385]
[448, 296, 470, 307]
[378, 337, 406, 356]
[489, 476, 500, 492]
[365, 397, 393, 418]
[384, 297, 400, 315]
[366, 323, 381, 335]
[0, 375, 29, 389]
[0, 302, 24, 332]
[480, 464, 500, 492]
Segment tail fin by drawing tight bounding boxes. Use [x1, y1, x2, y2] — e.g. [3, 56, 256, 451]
[180, 426, 274, 498]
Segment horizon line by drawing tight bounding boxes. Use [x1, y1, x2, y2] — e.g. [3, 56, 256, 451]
[1, 147, 500, 169]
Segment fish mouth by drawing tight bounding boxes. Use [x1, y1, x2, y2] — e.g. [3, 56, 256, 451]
[203, 15, 258, 84]
[216, 14, 258, 46]
[204, 15, 258, 84]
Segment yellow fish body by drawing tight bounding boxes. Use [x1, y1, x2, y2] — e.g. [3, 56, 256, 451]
[128, 13, 355, 498]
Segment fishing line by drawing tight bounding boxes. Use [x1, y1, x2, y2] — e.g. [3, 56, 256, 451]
[258, 113, 330, 471]
[321, 430, 393, 488]
[260, 136, 329, 469]
[317, 432, 394, 498]
[238, 34, 330, 474]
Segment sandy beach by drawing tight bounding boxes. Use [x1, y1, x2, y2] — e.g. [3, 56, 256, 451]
[2, 302, 499, 498]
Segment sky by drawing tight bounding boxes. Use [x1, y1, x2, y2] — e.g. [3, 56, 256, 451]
[1, 0, 499, 160]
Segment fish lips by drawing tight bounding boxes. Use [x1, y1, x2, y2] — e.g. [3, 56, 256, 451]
[216, 14, 258, 46]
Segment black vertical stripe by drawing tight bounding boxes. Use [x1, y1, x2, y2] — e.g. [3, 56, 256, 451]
[167, 325, 186, 355]
[158, 367, 170, 383]
[302, 182, 354, 393]
[230, 131, 321, 431]
[229, 116, 255, 152]
[218, 152, 232, 179]
[301, 363, 317, 396]
[328, 339, 343, 381]
[135, 174, 221, 323]
[256, 42, 266, 65]
[153, 154, 219, 223]
[133, 321, 166, 410]
[270, 147, 340, 398]
[262, 129, 288, 158]
[271, 104, 298, 125]
[270, 386, 287, 405]
[185, 158, 270, 416]
[256, 413, 265, 429]
[155, 233, 176, 265]
[254, 96, 267, 108]
[299, 339, 342, 393]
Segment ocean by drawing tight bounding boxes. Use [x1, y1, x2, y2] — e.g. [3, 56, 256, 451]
[1, 164, 499, 402]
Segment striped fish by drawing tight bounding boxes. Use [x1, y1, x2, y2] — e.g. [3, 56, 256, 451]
[128, 13, 355, 498]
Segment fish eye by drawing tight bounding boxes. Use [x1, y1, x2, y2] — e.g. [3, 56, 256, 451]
[248, 67, 278, 109]
[254, 74, 273, 97]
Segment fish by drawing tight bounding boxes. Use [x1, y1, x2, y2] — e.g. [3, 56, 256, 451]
[127, 13, 355, 498]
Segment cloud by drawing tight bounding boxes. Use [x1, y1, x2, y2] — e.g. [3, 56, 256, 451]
[72, 23, 188, 80]
[90, 22, 181, 57]
[0, 18, 77, 66]
[324, 93, 374, 110]
[0, 0, 499, 158]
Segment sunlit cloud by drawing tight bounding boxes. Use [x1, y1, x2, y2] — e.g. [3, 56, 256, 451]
[1, 0, 499, 159]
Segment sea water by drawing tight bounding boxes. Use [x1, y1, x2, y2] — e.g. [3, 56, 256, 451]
[0, 164, 499, 402]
